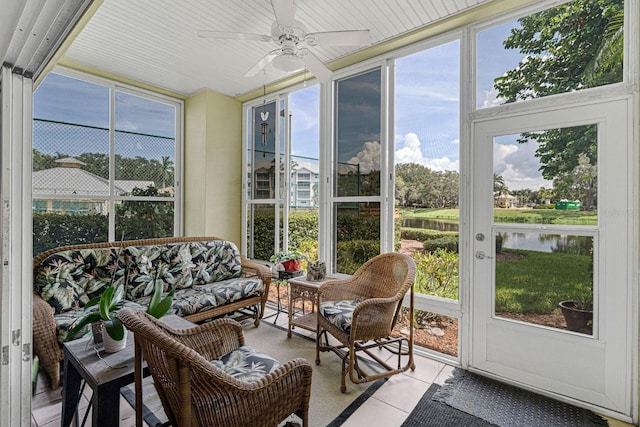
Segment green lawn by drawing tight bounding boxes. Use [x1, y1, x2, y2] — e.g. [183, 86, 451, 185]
[399, 207, 597, 225]
[401, 207, 594, 315]
[495, 249, 592, 314]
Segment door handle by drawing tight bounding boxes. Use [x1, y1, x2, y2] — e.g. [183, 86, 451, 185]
[475, 251, 493, 260]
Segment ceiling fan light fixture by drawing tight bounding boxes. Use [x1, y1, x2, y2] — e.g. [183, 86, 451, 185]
[271, 54, 304, 73]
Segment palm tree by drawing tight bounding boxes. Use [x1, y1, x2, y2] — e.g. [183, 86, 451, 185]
[160, 156, 174, 188]
[493, 173, 509, 206]
[583, 9, 623, 86]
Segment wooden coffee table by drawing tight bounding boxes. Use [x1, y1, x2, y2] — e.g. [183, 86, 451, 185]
[287, 276, 335, 338]
[61, 314, 193, 427]
[61, 330, 138, 427]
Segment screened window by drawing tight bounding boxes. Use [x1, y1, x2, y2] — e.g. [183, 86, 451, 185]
[476, 0, 624, 109]
[245, 85, 320, 262]
[333, 68, 382, 273]
[33, 71, 181, 254]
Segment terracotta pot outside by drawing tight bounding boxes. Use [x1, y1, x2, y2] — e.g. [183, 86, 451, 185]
[281, 259, 301, 272]
[559, 300, 593, 334]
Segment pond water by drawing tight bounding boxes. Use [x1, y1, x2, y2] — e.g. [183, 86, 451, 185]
[402, 218, 459, 232]
[498, 232, 592, 256]
[403, 218, 592, 255]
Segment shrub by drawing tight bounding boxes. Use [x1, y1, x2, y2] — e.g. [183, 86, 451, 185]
[423, 236, 459, 253]
[336, 240, 380, 274]
[401, 227, 456, 242]
[33, 213, 109, 255]
[288, 210, 319, 250]
[413, 249, 459, 300]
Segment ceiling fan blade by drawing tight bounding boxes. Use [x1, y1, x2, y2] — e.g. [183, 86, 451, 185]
[245, 51, 280, 77]
[301, 51, 331, 83]
[270, 0, 296, 29]
[197, 30, 271, 42]
[305, 30, 370, 46]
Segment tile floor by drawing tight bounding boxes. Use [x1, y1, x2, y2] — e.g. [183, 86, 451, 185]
[30, 303, 631, 427]
[31, 303, 453, 427]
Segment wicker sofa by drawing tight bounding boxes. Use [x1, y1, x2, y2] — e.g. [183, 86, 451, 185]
[32, 236, 271, 389]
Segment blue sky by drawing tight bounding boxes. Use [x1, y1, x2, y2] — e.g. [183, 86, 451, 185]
[34, 17, 552, 190]
[34, 73, 176, 162]
[285, 19, 552, 191]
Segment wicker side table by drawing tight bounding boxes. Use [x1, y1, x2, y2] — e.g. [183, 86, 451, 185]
[287, 276, 335, 338]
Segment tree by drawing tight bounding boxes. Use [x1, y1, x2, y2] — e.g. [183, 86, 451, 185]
[115, 186, 174, 239]
[494, 0, 623, 180]
[493, 173, 508, 205]
[553, 153, 597, 209]
[32, 149, 57, 171]
[160, 155, 174, 188]
[394, 163, 459, 209]
[76, 152, 109, 178]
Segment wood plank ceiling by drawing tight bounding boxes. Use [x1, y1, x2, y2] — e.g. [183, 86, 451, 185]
[62, 0, 491, 97]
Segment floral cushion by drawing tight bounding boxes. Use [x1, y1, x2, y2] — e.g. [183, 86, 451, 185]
[35, 248, 126, 314]
[53, 300, 144, 344]
[125, 244, 197, 300]
[134, 287, 217, 317]
[153, 277, 263, 317]
[37, 240, 265, 345]
[190, 241, 242, 284]
[211, 345, 280, 382]
[319, 300, 361, 334]
[194, 277, 264, 306]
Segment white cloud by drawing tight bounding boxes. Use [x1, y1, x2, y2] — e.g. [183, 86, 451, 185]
[394, 133, 459, 172]
[494, 140, 553, 190]
[481, 87, 505, 108]
[348, 141, 380, 174]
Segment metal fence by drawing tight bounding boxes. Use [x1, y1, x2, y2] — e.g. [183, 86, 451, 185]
[32, 118, 176, 251]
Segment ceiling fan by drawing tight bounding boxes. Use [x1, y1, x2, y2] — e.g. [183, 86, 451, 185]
[197, 0, 370, 83]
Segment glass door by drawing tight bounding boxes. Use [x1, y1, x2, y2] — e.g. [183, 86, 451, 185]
[471, 98, 632, 415]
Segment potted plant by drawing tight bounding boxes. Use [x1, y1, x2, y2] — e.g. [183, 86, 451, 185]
[270, 250, 307, 272]
[67, 281, 175, 352]
[559, 294, 593, 334]
[145, 281, 175, 319]
[67, 284, 128, 352]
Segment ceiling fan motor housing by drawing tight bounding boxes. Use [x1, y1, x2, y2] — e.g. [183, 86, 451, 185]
[271, 20, 307, 44]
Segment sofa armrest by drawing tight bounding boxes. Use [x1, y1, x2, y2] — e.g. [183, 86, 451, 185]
[240, 256, 271, 291]
[240, 256, 271, 319]
[32, 292, 63, 389]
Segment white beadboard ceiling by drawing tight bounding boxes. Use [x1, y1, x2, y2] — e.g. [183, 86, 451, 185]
[63, 0, 491, 98]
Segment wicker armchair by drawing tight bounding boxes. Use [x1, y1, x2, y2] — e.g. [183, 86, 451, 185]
[118, 309, 313, 427]
[315, 252, 416, 392]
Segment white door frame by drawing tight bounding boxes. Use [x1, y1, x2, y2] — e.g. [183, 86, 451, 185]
[469, 96, 634, 421]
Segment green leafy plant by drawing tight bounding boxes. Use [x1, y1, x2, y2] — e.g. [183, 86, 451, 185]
[269, 250, 307, 263]
[564, 293, 593, 311]
[146, 281, 175, 319]
[67, 284, 126, 341]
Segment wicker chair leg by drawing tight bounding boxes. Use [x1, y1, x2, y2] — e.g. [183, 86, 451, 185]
[340, 354, 348, 393]
[315, 329, 323, 365]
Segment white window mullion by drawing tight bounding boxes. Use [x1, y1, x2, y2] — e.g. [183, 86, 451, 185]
[381, 59, 393, 253]
[318, 80, 332, 266]
[0, 66, 33, 427]
[108, 84, 116, 241]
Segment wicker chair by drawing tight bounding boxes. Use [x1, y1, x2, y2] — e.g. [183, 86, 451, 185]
[118, 309, 313, 427]
[315, 252, 416, 393]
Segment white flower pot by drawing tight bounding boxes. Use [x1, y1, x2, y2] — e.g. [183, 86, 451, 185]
[102, 330, 127, 353]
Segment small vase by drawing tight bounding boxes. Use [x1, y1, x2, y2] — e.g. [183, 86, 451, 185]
[102, 330, 127, 353]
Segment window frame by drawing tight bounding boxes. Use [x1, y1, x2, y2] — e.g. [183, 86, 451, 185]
[33, 66, 184, 241]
